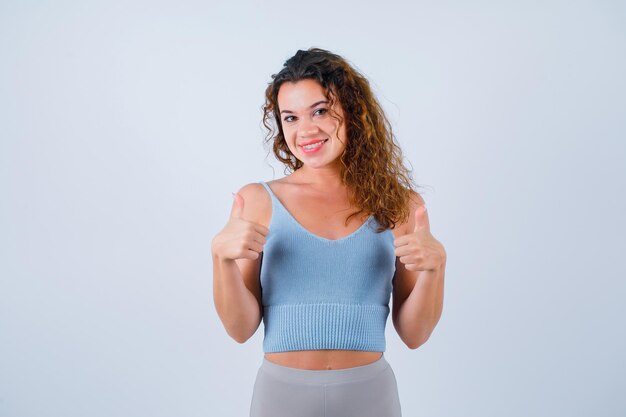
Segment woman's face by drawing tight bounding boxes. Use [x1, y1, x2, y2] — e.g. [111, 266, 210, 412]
[277, 79, 347, 170]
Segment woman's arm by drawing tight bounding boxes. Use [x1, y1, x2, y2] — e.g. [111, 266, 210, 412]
[212, 254, 263, 343]
[391, 192, 447, 349]
[392, 260, 445, 349]
[212, 184, 267, 343]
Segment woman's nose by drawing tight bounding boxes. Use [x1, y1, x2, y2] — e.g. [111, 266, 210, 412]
[299, 120, 320, 137]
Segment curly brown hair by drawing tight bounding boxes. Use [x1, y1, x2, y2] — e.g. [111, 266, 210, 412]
[262, 47, 422, 232]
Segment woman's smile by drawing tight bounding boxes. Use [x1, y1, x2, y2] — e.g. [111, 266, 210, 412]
[300, 139, 328, 153]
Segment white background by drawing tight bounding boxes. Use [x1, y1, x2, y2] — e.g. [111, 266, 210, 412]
[1, 0, 625, 416]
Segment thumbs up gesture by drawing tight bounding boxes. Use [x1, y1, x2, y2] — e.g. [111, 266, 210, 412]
[393, 204, 446, 272]
[211, 191, 269, 262]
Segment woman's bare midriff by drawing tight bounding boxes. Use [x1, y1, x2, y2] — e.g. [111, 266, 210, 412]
[264, 350, 383, 370]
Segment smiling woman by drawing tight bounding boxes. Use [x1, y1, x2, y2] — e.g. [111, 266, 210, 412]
[277, 79, 347, 166]
[211, 47, 447, 417]
[260, 49, 423, 233]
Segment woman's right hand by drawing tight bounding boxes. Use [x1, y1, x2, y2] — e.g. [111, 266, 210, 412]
[211, 192, 269, 262]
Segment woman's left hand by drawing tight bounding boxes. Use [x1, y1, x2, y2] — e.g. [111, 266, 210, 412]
[394, 205, 446, 272]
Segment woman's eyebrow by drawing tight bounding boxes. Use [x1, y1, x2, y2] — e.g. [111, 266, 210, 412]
[280, 100, 329, 114]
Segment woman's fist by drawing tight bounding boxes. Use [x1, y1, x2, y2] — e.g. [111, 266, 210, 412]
[394, 205, 446, 272]
[211, 192, 269, 262]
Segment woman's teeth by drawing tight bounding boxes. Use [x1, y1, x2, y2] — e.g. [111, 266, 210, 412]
[303, 140, 327, 150]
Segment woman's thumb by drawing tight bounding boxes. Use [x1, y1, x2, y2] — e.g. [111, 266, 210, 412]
[230, 192, 245, 218]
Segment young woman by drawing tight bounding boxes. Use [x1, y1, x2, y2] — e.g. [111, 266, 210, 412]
[212, 48, 447, 417]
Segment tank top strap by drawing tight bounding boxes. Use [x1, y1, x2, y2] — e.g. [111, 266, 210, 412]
[259, 181, 275, 199]
[259, 181, 289, 219]
[259, 181, 279, 206]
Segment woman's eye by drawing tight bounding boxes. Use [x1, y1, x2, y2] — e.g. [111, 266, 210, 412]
[283, 109, 326, 123]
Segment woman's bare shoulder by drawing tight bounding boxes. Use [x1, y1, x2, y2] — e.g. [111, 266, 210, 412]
[266, 175, 294, 187]
[390, 190, 426, 238]
[233, 182, 272, 228]
[264, 176, 301, 198]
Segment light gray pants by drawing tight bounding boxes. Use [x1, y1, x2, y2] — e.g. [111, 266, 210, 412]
[249, 353, 402, 417]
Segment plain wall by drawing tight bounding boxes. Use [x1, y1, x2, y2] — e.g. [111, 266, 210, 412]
[1, 0, 625, 416]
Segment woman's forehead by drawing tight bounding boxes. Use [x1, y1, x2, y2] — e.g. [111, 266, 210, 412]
[277, 80, 337, 110]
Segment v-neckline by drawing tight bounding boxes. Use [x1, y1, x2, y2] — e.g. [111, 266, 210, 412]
[262, 181, 373, 243]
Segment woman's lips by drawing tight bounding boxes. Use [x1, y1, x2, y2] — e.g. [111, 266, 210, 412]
[300, 139, 328, 154]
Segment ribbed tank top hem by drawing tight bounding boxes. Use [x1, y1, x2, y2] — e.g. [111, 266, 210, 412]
[262, 303, 389, 353]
